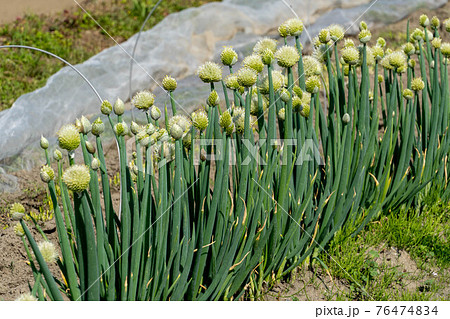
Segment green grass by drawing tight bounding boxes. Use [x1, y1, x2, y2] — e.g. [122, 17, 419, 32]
[317, 197, 450, 300]
[0, 0, 219, 111]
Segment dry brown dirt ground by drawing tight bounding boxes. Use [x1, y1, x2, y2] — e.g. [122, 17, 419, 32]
[1, 2, 450, 301]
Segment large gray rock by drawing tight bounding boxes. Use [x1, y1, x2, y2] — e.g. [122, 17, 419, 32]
[0, 0, 447, 164]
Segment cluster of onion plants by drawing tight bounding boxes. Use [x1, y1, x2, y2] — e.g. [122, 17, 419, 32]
[11, 14, 450, 301]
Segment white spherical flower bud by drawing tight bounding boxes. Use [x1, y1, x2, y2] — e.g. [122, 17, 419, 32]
[342, 113, 350, 124]
[344, 39, 355, 48]
[371, 45, 384, 61]
[91, 117, 105, 136]
[132, 91, 155, 110]
[441, 42, 450, 58]
[37, 241, 58, 263]
[411, 77, 425, 91]
[328, 24, 345, 42]
[389, 51, 407, 69]
[101, 100, 112, 115]
[275, 45, 300, 68]
[63, 164, 91, 192]
[411, 28, 424, 42]
[318, 29, 330, 44]
[286, 18, 304, 36]
[113, 98, 125, 115]
[162, 75, 177, 91]
[197, 62, 222, 83]
[444, 19, 450, 32]
[191, 109, 209, 131]
[10, 203, 25, 221]
[13, 222, 25, 237]
[15, 293, 38, 301]
[170, 123, 184, 140]
[341, 46, 360, 65]
[431, 38, 442, 49]
[40, 165, 55, 183]
[278, 23, 289, 38]
[53, 149, 63, 161]
[376, 37, 386, 48]
[359, 29, 372, 44]
[402, 42, 415, 56]
[253, 37, 278, 55]
[261, 48, 274, 65]
[114, 122, 128, 136]
[431, 16, 440, 29]
[277, 108, 285, 121]
[280, 88, 290, 102]
[237, 67, 257, 87]
[57, 124, 80, 151]
[224, 74, 240, 90]
[403, 89, 414, 100]
[40, 136, 49, 150]
[305, 75, 321, 94]
[419, 14, 430, 28]
[408, 58, 416, 68]
[243, 54, 264, 73]
[303, 56, 323, 77]
[220, 47, 238, 66]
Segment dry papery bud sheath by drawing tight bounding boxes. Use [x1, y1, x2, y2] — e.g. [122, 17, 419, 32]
[151, 105, 162, 121]
[342, 113, 350, 124]
[132, 91, 155, 110]
[53, 149, 63, 161]
[220, 47, 238, 66]
[85, 141, 96, 154]
[170, 123, 184, 140]
[91, 158, 100, 171]
[113, 98, 125, 115]
[63, 164, 91, 192]
[80, 116, 92, 134]
[40, 136, 49, 150]
[162, 75, 177, 92]
[130, 121, 141, 135]
[92, 117, 105, 136]
[101, 100, 112, 115]
[58, 124, 81, 151]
